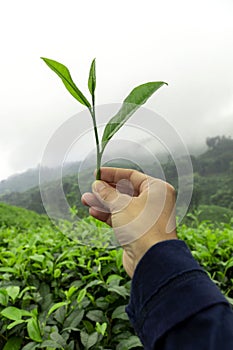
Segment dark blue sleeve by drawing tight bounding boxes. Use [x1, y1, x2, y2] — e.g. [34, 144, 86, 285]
[126, 239, 233, 349]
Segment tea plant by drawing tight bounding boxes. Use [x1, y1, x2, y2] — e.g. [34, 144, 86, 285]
[41, 57, 167, 179]
[0, 203, 232, 348]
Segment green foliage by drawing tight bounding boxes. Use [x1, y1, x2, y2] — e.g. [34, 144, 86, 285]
[0, 202, 232, 348]
[101, 82, 167, 150]
[2, 135, 232, 219]
[41, 57, 167, 179]
[40, 58, 91, 107]
[0, 203, 50, 229]
[178, 221, 233, 304]
[0, 207, 141, 349]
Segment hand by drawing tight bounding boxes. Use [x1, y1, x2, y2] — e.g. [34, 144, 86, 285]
[81, 167, 178, 277]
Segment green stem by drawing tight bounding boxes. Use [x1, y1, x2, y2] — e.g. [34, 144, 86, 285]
[89, 96, 102, 180]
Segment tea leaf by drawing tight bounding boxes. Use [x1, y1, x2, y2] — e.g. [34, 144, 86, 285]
[41, 57, 91, 107]
[101, 81, 167, 149]
[50, 331, 66, 347]
[0, 289, 9, 306]
[116, 335, 143, 350]
[40, 340, 63, 348]
[88, 58, 96, 97]
[96, 322, 107, 336]
[27, 318, 42, 342]
[7, 319, 25, 330]
[21, 342, 38, 350]
[86, 309, 105, 323]
[108, 285, 129, 298]
[63, 308, 84, 329]
[80, 331, 98, 349]
[112, 305, 128, 320]
[48, 301, 68, 316]
[3, 336, 23, 350]
[6, 286, 20, 302]
[77, 288, 87, 304]
[1, 306, 22, 321]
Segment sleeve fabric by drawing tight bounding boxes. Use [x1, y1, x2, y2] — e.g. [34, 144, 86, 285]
[126, 239, 233, 349]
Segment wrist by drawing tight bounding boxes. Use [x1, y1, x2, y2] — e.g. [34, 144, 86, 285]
[123, 230, 178, 277]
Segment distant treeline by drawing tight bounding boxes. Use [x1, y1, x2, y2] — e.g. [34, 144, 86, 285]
[0, 135, 232, 222]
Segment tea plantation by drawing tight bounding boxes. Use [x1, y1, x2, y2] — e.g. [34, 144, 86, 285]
[0, 203, 232, 349]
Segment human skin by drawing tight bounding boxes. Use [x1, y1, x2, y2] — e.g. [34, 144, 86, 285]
[81, 167, 178, 278]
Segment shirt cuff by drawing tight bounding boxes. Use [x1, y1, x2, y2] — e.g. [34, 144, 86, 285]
[126, 239, 229, 347]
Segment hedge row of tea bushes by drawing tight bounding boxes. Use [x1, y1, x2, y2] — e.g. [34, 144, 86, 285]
[0, 203, 232, 349]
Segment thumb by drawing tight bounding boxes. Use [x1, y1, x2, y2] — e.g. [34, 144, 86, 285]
[92, 180, 119, 205]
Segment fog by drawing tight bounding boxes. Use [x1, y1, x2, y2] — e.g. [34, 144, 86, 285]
[0, 0, 233, 180]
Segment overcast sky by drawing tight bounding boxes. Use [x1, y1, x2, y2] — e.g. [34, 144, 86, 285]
[1, 0, 233, 181]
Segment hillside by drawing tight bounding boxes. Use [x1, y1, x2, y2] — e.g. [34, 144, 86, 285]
[0, 162, 81, 195]
[0, 135, 232, 221]
[0, 202, 51, 229]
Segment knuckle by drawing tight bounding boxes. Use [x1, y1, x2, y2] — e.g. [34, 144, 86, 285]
[100, 188, 115, 202]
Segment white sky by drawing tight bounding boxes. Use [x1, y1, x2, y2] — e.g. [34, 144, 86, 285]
[0, 0, 233, 181]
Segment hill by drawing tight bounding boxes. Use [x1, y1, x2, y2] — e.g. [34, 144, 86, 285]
[0, 135, 232, 222]
[0, 202, 51, 229]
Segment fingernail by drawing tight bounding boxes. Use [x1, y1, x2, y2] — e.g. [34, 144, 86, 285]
[92, 180, 106, 192]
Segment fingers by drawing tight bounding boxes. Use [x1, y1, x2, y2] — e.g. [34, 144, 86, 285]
[81, 192, 112, 225]
[98, 167, 150, 195]
[89, 207, 112, 226]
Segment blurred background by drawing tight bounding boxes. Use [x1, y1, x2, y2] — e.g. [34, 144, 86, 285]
[0, 0, 233, 179]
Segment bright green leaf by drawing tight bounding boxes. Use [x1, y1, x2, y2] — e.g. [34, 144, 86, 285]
[101, 81, 167, 149]
[88, 58, 96, 96]
[7, 319, 25, 330]
[53, 268, 61, 278]
[116, 249, 123, 271]
[27, 318, 42, 343]
[77, 288, 86, 304]
[66, 285, 77, 299]
[1, 306, 22, 321]
[30, 254, 44, 263]
[6, 286, 20, 302]
[41, 57, 91, 107]
[106, 274, 123, 285]
[0, 267, 18, 273]
[0, 289, 9, 306]
[47, 301, 68, 316]
[96, 322, 107, 336]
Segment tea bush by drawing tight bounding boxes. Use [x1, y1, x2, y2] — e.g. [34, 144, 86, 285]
[0, 205, 232, 349]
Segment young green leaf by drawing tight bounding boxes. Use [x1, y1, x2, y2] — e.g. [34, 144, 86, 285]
[41, 57, 91, 107]
[7, 319, 25, 330]
[88, 58, 96, 97]
[47, 301, 68, 316]
[6, 286, 20, 302]
[0, 289, 9, 306]
[1, 306, 22, 321]
[101, 81, 167, 150]
[27, 318, 42, 343]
